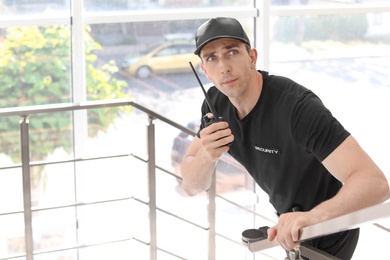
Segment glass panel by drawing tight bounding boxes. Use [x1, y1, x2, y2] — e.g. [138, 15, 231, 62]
[32, 162, 75, 209]
[84, 0, 252, 12]
[0, 26, 72, 108]
[33, 207, 77, 251]
[28, 112, 73, 162]
[77, 200, 132, 245]
[157, 121, 192, 176]
[0, 116, 21, 163]
[128, 239, 149, 260]
[129, 155, 148, 201]
[155, 168, 208, 227]
[168, 120, 198, 179]
[75, 157, 132, 202]
[0, 168, 23, 213]
[130, 201, 149, 242]
[0, 214, 25, 258]
[78, 241, 132, 260]
[27, 111, 73, 207]
[0, 0, 69, 16]
[81, 107, 133, 157]
[157, 250, 183, 260]
[156, 210, 208, 259]
[34, 249, 77, 260]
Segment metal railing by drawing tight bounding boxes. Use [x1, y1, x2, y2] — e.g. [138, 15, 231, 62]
[2, 99, 389, 260]
[0, 99, 217, 260]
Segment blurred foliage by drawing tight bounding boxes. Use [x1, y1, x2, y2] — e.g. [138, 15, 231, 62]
[0, 25, 131, 162]
[274, 14, 369, 44]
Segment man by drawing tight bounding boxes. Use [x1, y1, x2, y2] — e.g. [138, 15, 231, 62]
[180, 17, 389, 259]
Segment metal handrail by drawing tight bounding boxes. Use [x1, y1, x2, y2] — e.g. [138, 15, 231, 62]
[0, 99, 206, 260]
[0, 99, 275, 260]
[0, 99, 194, 136]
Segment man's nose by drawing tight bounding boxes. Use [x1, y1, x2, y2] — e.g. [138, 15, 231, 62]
[219, 61, 231, 74]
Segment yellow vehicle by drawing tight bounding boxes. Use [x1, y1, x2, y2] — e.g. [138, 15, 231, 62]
[122, 40, 202, 78]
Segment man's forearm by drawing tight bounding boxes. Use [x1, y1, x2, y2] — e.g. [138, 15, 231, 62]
[181, 148, 218, 196]
[309, 170, 390, 222]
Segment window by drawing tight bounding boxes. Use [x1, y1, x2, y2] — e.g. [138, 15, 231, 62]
[0, 1, 389, 259]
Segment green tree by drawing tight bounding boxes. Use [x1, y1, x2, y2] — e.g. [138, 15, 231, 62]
[0, 25, 130, 163]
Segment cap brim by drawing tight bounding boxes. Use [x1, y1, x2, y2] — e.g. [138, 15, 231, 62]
[194, 36, 249, 55]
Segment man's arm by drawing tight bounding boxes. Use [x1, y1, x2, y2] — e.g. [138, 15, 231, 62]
[181, 121, 234, 196]
[310, 135, 389, 221]
[268, 135, 390, 250]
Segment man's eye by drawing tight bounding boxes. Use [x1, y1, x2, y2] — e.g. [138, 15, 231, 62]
[207, 56, 215, 62]
[229, 50, 238, 55]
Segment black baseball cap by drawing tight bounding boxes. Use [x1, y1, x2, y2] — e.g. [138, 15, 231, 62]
[194, 17, 251, 55]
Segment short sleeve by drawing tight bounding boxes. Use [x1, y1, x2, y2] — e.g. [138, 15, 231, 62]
[291, 92, 350, 162]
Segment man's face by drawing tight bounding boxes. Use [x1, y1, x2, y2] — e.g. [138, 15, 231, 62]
[199, 38, 256, 99]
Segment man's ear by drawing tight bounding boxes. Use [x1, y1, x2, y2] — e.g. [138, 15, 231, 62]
[249, 48, 258, 69]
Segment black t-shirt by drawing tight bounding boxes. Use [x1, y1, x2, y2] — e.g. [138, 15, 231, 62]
[198, 71, 349, 214]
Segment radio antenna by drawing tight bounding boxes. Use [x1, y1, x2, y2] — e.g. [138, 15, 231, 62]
[189, 62, 219, 118]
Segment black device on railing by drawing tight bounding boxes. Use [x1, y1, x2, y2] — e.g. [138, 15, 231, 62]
[189, 62, 224, 128]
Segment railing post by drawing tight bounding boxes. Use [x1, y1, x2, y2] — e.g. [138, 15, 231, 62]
[147, 116, 157, 260]
[207, 170, 216, 260]
[20, 116, 34, 260]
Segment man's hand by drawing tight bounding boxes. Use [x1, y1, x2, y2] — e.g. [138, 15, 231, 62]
[267, 212, 317, 251]
[199, 119, 234, 161]
[180, 115, 234, 196]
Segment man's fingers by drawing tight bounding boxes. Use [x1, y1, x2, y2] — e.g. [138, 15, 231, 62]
[267, 226, 277, 241]
[267, 223, 300, 250]
[291, 225, 300, 242]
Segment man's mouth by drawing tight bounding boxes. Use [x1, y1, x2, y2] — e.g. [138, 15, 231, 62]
[222, 78, 237, 85]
